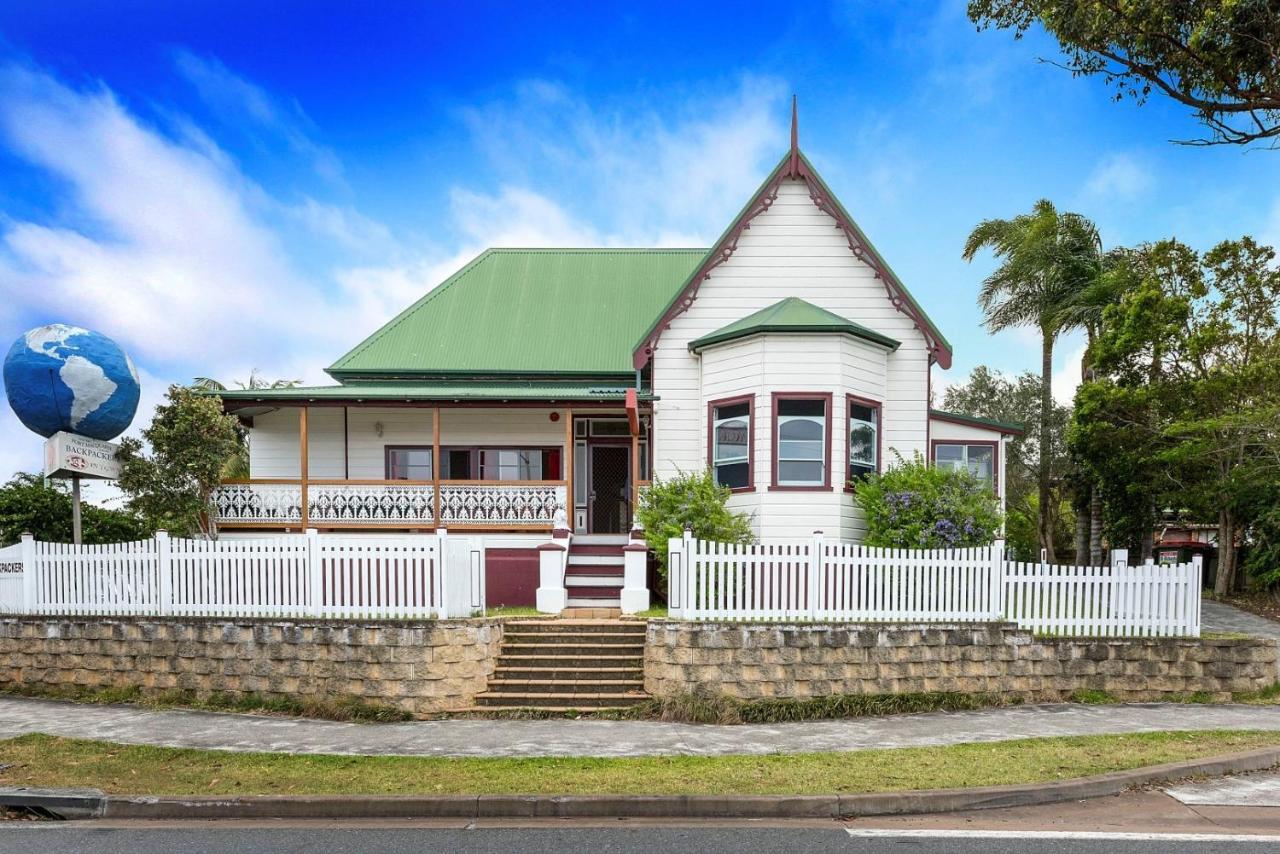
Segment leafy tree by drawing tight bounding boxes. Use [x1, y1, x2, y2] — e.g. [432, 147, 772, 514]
[189, 373, 299, 481]
[0, 473, 152, 546]
[115, 386, 246, 538]
[942, 366, 1073, 560]
[963, 199, 1102, 561]
[969, 1, 1280, 146]
[635, 470, 755, 577]
[853, 453, 1003, 549]
[1079, 237, 1280, 592]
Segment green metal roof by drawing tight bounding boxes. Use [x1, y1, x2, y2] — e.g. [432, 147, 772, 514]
[688, 297, 901, 352]
[217, 380, 649, 404]
[929, 409, 1025, 435]
[328, 249, 705, 379]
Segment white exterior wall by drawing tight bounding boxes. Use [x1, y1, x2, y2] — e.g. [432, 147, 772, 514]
[247, 406, 565, 480]
[653, 177, 934, 540]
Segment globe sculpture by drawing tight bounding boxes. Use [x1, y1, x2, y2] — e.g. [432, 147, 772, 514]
[3, 324, 140, 442]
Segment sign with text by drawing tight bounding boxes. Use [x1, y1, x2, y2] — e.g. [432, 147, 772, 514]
[44, 431, 121, 480]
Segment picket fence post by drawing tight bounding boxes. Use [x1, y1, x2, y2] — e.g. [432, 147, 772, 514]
[305, 528, 321, 617]
[20, 533, 36, 615]
[809, 530, 824, 618]
[435, 527, 449, 617]
[682, 528, 694, 618]
[990, 538, 1006, 620]
[155, 531, 171, 617]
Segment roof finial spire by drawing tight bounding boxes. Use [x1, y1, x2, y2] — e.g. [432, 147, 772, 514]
[790, 94, 798, 153]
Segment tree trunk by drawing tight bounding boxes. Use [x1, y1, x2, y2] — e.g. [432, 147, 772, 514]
[1038, 334, 1056, 562]
[1089, 486, 1103, 566]
[1141, 525, 1154, 563]
[1214, 508, 1237, 596]
[1073, 493, 1089, 564]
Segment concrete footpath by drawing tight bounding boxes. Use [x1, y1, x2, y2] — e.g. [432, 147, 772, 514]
[2, 696, 1280, 757]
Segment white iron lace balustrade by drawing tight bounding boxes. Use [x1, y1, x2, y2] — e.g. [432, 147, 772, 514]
[438, 482, 565, 527]
[212, 482, 303, 525]
[308, 482, 435, 525]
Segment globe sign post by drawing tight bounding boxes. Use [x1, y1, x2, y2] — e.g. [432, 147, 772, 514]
[3, 324, 141, 544]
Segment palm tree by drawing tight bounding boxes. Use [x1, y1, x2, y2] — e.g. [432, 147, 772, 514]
[1055, 249, 1130, 564]
[189, 371, 303, 480]
[963, 200, 1102, 563]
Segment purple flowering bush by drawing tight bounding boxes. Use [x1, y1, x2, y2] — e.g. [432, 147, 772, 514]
[852, 453, 1002, 549]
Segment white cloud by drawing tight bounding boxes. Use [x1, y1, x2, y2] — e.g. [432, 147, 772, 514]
[173, 49, 344, 185]
[1083, 153, 1154, 202]
[1052, 339, 1088, 406]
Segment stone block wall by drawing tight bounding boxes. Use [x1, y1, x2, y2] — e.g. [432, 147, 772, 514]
[645, 621, 1279, 702]
[0, 617, 503, 716]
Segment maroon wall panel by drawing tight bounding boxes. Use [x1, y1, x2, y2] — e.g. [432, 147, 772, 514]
[485, 548, 539, 607]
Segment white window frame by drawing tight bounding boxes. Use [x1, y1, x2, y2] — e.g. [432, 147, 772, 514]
[848, 399, 879, 482]
[933, 443, 996, 490]
[711, 400, 751, 491]
[774, 397, 828, 488]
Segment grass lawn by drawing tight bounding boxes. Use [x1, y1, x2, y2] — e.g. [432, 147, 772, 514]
[482, 606, 543, 618]
[1, 731, 1276, 796]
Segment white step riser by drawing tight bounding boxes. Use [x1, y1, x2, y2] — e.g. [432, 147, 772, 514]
[567, 554, 625, 566]
[573, 535, 630, 546]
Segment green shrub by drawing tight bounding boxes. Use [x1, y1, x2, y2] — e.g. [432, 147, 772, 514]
[852, 453, 1002, 549]
[636, 469, 754, 576]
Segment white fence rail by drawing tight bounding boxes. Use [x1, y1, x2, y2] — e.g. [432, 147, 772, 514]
[667, 533, 1203, 637]
[2, 531, 485, 620]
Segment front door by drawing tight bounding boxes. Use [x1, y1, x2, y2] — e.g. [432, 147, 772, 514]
[589, 445, 631, 534]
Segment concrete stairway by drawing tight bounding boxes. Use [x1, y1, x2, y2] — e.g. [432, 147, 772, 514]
[564, 535, 627, 609]
[475, 620, 648, 710]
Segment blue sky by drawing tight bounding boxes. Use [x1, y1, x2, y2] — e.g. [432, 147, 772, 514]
[2, 1, 1278, 486]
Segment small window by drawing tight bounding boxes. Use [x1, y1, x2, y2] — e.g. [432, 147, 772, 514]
[441, 449, 472, 480]
[386, 447, 432, 480]
[711, 400, 751, 490]
[589, 419, 631, 437]
[776, 398, 827, 486]
[848, 400, 879, 482]
[933, 444, 995, 489]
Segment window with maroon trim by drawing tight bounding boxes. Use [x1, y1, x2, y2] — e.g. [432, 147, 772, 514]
[774, 397, 828, 487]
[386, 447, 432, 480]
[933, 443, 994, 490]
[710, 398, 752, 491]
[848, 398, 880, 483]
[386, 447, 561, 481]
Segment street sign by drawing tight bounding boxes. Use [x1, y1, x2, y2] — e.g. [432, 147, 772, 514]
[43, 431, 121, 481]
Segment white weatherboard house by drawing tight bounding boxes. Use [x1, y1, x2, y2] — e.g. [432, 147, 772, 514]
[212, 113, 1022, 610]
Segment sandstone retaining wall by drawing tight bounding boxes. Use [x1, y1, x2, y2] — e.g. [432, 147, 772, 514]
[0, 617, 502, 716]
[645, 621, 1279, 702]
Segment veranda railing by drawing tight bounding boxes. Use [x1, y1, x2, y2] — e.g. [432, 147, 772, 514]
[666, 532, 1202, 637]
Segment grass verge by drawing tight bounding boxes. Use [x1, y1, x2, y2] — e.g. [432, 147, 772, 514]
[1, 731, 1276, 796]
[0, 683, 411, 722]
[482, 606, 544, 618]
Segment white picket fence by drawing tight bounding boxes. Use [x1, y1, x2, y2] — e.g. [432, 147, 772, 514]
[0, 531, 486, 619]
[667, 533, 1203, 637]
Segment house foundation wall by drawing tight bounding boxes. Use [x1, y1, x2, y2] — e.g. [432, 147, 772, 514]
[0, 617, 502, 716]
[644, 621, 1279, 702]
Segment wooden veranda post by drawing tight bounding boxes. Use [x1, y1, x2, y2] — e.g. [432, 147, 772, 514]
[432, 407, 441, 528]
[299, 406, 309, 530]
[564, 408, 573, 529]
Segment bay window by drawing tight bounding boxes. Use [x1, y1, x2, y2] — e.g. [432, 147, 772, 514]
[773, 395, 830, 488]
[933, 443, 996, 491]
[710, 398, 752, 490]
[848, 397, 879, 483]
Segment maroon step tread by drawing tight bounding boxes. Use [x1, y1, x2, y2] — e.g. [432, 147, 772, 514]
[567, 544, 628, 556]
[565, 565, 624, 577]
[562, 586, 625, 598]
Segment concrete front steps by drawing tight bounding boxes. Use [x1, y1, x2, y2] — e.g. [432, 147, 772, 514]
[565, 535, 626, 610]
[475, 620, 648, 710]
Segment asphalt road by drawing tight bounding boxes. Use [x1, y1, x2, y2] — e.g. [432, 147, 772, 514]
[3, 825, 1280, 854]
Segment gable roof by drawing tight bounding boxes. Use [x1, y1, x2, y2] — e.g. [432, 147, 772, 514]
[929, 409, 1025, 436]
[631, 146, 953, 370]
[688, 297, 900, 352]
[328, 248, 704, 380]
